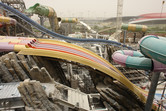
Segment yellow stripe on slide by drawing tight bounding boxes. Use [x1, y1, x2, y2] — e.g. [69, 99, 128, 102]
[38, 39, 118, 71]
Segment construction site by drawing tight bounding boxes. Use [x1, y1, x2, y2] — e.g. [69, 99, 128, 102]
[0, 0, 166, 111]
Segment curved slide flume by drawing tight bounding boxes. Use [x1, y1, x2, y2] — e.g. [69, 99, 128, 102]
[139, 35, 166, 65]
[0, 2, 132, 49]
[112, 50, 166, 72]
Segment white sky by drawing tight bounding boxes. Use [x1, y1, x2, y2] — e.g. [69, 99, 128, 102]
[24, 0, 166, 18]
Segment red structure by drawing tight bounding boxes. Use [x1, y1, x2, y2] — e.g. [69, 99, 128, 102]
[136, 13, 166, 21]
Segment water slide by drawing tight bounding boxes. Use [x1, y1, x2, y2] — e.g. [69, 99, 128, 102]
[112, 35, 166, 109]
[139, 35, 166, 65]
[0, 2, 132, 49]
[0, 16, 17, 25]
[112, 35, 166, 71]
[0, 15, 17, 28]
[25, 3, 59, 31]
[0, 3, 160, 110]
[112, 50, 166, 72]
[0, 36, 159, 110]
[61, 18, 78, 23]
[121, 24, 148, 32]
[0, 36, 35, 52]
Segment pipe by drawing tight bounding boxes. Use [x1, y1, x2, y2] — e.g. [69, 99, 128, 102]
[0, 2, 132, 49]
[61, 18, 78, 23]
[121, 24, 148, 32]
[144, 72, 160, 111]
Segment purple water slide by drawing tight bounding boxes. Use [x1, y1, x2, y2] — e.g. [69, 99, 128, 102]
[0, 42, 14, 51]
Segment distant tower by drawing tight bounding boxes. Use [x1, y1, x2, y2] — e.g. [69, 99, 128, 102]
[115, 0, 123, 42]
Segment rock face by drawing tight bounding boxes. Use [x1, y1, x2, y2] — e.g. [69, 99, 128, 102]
[18, 79, 62, 111]
[0, 52, 94, 92]
[0, 52, 68, 84]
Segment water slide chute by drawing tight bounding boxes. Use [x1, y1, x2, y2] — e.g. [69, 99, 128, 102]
[121, 24, 148, 32]
[0, 16, 17, 25]
[0, 3, 160, 109]
[0, 36, 35, 51]
[112, 50, 166, 72]
[25, 3, 59, 31]
[61, 18, 78, 23]
[0, 36, 160, 110]
[139, 35, 166, 65]
[113, 35, 166, 72]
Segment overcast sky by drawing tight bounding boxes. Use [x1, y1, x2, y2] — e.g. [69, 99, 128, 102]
[24, 0, 165, 18]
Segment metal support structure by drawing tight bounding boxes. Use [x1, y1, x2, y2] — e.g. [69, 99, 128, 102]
[160, 0, 165, 17]
[144, 72, 160, 111]
[1, 0, 26, 12]
[16, 22, 39, 38]
[133, 32, 136, 43]
[115, 0, 123, 42]
[157, 83, 166, 110]
[39, 16, 44, 26]
[49, 17, 55, 32]
[123, 30, 127, 44]
[1, 0, 33, 36]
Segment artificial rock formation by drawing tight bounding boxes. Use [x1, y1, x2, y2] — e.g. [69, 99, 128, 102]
[0, 52, 67, 84]
[18, 79, 62, 111]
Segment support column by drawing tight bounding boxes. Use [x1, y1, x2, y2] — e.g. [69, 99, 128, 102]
[123, 30, 127, 44]
[144, 72, 160, 111]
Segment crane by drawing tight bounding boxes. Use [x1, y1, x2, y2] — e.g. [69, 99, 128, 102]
[115, 0, 123, 42]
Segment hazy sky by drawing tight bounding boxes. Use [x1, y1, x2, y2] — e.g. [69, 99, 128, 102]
[24, 0, 165, 18]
